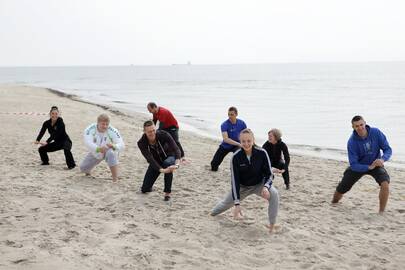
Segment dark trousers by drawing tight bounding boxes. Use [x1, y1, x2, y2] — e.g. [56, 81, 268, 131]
[38, 140, 76, 168]
[210, 145, 238, 171]
[162, 127, 185, 158]
[141, 156, 176, 193]
[273, 161, 290, 186]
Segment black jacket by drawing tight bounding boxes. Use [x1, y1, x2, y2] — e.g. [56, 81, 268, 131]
[262, 140, 290, 166]
[137, 130, 181, 170]
[231, 146, 273, 204]
[36, 117, 71, 144]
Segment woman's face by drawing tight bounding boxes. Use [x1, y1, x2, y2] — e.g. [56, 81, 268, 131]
[240, 132, 254, 152]
[50, 110, 59, 121]
[268, 132, 277, 144]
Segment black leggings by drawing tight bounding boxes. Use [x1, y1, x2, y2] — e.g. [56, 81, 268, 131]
[210, 145, 239, 171]
[162, 127, 185, 158]
[38, 141, 75, 168]
[141, 156, 176, 193]
[272, 161, 290, 186]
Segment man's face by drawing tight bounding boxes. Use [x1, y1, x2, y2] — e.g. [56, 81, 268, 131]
[147, 106, 157, 114]
[97, 121, 109, 133]
[144, 125, 156, 141]
[228, 110, 237, 122]
[352, 119, 367, 137]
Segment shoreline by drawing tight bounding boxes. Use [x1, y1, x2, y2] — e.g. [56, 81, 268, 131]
[42, 84, 405, 170]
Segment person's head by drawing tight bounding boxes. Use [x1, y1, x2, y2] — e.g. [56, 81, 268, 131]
[351, 115, 367, 137]
[97, 114, 110, 133]
[228, 106, 238, 122]
[239, 128, 255, 152]
[147, 102, 158, 114]
[268, 128, 282, 144]
[49, 106, 59, 121]
[143, 120, 156, 142]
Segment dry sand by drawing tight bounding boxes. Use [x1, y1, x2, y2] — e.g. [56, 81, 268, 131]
[1, 85, 405, 270]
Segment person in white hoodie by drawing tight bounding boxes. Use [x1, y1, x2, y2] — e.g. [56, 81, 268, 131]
[79, 114, 125, 182]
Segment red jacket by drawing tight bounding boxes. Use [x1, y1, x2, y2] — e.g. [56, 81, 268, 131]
[153, 107, 179, 129]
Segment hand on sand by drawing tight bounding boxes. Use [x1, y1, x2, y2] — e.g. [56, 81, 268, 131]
[233, 205, 243, 220]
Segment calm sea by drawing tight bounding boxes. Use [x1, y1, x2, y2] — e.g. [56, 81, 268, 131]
[1, 63, 404, 167]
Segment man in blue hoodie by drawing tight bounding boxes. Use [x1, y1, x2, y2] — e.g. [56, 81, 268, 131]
[332, 115, 392, 213]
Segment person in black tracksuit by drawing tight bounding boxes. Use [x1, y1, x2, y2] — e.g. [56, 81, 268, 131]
[35, 106, 76, 169]
[211, 128, 279, 232]
[138, 120, 181, 201]
[262, 128, 290, 189]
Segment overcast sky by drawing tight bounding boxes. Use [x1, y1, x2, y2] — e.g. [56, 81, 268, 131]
[1, 0, 405, 66]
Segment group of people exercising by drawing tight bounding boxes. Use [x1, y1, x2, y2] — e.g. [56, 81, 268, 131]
[35, 104, 392, 233]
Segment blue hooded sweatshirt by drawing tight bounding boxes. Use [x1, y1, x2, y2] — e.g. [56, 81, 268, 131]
[347, 125, 392, 172]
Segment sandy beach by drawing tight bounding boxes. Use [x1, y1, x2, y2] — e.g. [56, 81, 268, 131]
[1, 85, 405, 270]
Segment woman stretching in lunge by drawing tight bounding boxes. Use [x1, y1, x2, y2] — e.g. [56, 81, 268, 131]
[211, 128, 280, 233]
[35, 106, 76, 169]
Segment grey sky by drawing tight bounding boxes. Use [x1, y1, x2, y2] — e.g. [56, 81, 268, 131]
[1, 0, 404, 66]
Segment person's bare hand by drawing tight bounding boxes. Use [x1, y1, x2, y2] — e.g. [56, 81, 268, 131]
[39, 142, 48, 147]
[374, 159, 384, 168]
[261, 187, 271, 200]
[106, 143, 114, 149]
[99, 146, 108, 154]
[233, 205, 243, 220]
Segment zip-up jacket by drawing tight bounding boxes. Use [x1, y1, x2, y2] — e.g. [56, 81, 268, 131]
[231, 146, 273, 205]
[262, 139, 290, 166]
[36, 117, 70, 144]
[84, 123, 125, 160]
[138, 130, 181, 170]
[348, 125, 392, 172]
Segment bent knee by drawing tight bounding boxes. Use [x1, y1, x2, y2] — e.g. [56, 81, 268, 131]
[380, 181, 389, 189]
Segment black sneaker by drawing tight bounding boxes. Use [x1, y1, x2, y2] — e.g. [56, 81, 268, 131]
[67, 165, 76, 170]
[286, 185, 290, 190]
[164, 195, 171, 201]
[41, 162, 49, 165]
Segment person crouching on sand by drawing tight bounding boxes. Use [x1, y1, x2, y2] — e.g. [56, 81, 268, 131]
[137, 120, 181, 201]
[34, 106, 76, 169]
[211, 128, 280, 233]
[332, 115, 392, 213]
[79, 114, 125, 182]
[262, 128, 291, 190]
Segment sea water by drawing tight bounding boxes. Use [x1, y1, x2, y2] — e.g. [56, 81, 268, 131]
[1, 63, 404, 167]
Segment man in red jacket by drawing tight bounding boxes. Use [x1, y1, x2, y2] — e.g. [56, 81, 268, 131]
[147, 102, 185, 159]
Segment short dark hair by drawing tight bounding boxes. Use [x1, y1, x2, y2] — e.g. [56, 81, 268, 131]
[50, 106, 59, 113]
[351, 115, 364, 123]
[143, 120, 154, 128]
[147, 102, 157, 109]
[228, 106, 238, 115]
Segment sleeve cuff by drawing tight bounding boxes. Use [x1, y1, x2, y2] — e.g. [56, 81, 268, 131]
[234, 200, 240, 205]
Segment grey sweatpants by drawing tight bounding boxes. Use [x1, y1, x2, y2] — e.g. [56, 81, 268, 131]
[79, 149, 119, 173]
[211, 184, 279, 224]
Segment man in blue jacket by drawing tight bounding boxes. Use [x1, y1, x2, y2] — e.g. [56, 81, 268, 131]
[332, 115, 392, 213]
